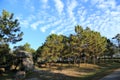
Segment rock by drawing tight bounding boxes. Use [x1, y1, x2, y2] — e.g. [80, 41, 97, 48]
[22, 58, 34, 71]
[15, 71, 26, 80]
[16, 50, 32, 58]
[16, 50, 34, 72]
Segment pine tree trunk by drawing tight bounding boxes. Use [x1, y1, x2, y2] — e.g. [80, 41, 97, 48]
[93, 55, 96, 64]
[74, 56, 77, 66]
[78, 58, 81, 68]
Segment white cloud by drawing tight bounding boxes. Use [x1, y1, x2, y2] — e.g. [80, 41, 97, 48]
[67, 0, 78, 18]
[38, 0, 120, 39]
[19, 0, 120, 39]
[65, 0, 78, 29]
[111, 11, 120, 16]
[84, 0, 88, 2]
[91, 0, 99, 5]
[50, 30, 55, 34]
[72, 0, 119, 38]
[23, 0, 35, 12]
[50, 16, 78, 35]
[20, 15, 36, 28]
[31, 21, 44, 30]
[20, 20, 29, 28]
[91, 0, 116, 10]
[40, 20, 62, 32]
[53, 0, 64, 15]
[40, 27, 46, 32]
[28, 15, 36, 21]
[49, 0, 78, 35]
[50, 18, 70, 34]
[41, 0, 50, 9]
[42, 0, 48, 3]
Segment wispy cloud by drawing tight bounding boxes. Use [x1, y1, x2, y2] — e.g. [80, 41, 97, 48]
[20, 15, 35, 28]
[67, 0, 78, 19]
[84, 0, 120, 38]
[20, 20, 29, 28]
[31, 21, 44, 30]
[55, 0, 78, 34]
[3, 0, 120, 50]
[19, 0, 120, 38]
[53, 0, 64, 15]
[41, 0, 50, 9]
[50, 18, 71, 34]
[97, 0, 116, 10]
[42, 0, 48, 3]
[40, 19, 62, 32]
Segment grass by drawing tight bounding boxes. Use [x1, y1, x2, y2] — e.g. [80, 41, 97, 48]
[0, 62, 120, 80]
[25, 62, 120, 80]
[80, 62, 120, 80]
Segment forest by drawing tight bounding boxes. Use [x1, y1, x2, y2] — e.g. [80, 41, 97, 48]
[0, 10, 120, 80]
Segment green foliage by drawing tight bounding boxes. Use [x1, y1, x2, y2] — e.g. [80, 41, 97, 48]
[36, 25, 108, 65]
[37, 34, 64, 63]
[75, 25, 107, 56]
[14, 42, 35, 53]
[113, 34, 120, 42]
[0, 10, 23, 71]
[0, 10, 23, 44]
[113, 33, 120, 52]
[86, 31, 107, 56]
[74, 26, 107, 64]
[0, 44, 10, 64]
[75, 25, 83, 35]
[104, 39, 117, 57]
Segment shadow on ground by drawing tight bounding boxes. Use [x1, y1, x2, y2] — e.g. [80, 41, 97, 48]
[25, 69, 82, 80]
[0, 69, 83, 80]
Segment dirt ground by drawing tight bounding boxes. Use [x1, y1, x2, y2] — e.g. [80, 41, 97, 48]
[25, 64, 100, 80]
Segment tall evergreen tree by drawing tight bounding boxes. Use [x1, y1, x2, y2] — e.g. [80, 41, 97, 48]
[0, 10, 23, 44]
[38, 34, 64, 65]
[0, 10, 23, 71]
[105, 39, 116, 58]
[113, 34, 120, 53]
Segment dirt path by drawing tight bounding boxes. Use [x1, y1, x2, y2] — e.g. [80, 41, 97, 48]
[99, 68, 120, 80]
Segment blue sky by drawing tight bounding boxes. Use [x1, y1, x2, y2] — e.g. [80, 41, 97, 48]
[0, 0, 120, 50]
